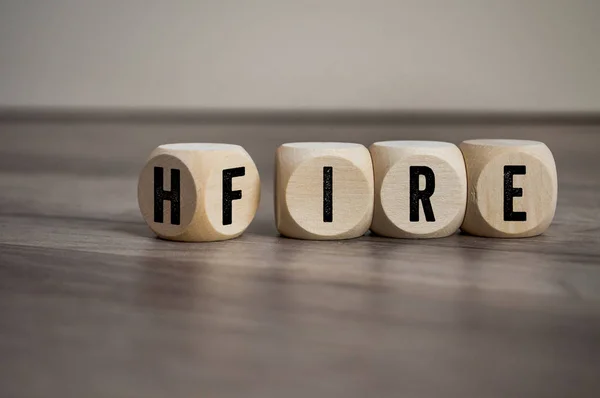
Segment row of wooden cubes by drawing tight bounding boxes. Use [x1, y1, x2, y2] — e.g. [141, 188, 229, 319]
[138, 140, 557, 242]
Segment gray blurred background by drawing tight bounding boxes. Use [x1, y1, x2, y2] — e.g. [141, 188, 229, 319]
[1, 0, 599, 114]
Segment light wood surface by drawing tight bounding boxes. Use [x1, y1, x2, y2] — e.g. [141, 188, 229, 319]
[138, 143, 260, 242]
[370, 141, 467, 238]
[275, 142, 374, 240]
[1, 118, 600, 398]
[460, 139, 558, 237]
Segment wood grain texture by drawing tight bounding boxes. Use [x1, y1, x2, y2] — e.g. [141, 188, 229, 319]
[0, 119, 600, 398]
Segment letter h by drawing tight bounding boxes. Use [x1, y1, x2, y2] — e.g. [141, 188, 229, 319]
[154, 167, 180, 225]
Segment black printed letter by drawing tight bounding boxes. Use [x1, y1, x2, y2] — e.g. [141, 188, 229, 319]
[323, 167, 333, 222]
[504, 165, 526, 222]
[222, 167, 245, 225]
[409, 166, 436, 222]
[154, 167, 180, 225]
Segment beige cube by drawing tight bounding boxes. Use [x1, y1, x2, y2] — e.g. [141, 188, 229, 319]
[138, 143, 260, 242]
[275, 142, 374, 240]
[370, 141, 467, 238]
[459, 139, 557, 238]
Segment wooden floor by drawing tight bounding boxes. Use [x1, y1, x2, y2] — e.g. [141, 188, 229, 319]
[1, 118, 600, 397]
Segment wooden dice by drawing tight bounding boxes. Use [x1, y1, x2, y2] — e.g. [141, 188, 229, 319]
[275, 142, 374, 240]
[138, 143, 260, 242]
[137, 139, 558, 242]
[460, 139, 557, 238]
[370, 141, 467, 238]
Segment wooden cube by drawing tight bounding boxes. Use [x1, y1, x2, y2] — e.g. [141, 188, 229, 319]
[369, 141, 467, 238]
[275, 142, 374, 240]
[137, 143, 260, 242]
[459, 139, 557, 238]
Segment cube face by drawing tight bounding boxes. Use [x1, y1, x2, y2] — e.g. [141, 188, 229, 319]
[138, 143, 260, 242]
[370, 141, 467, 238]
[460, 139, 558, 238]
[275, 142, 374, 240]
